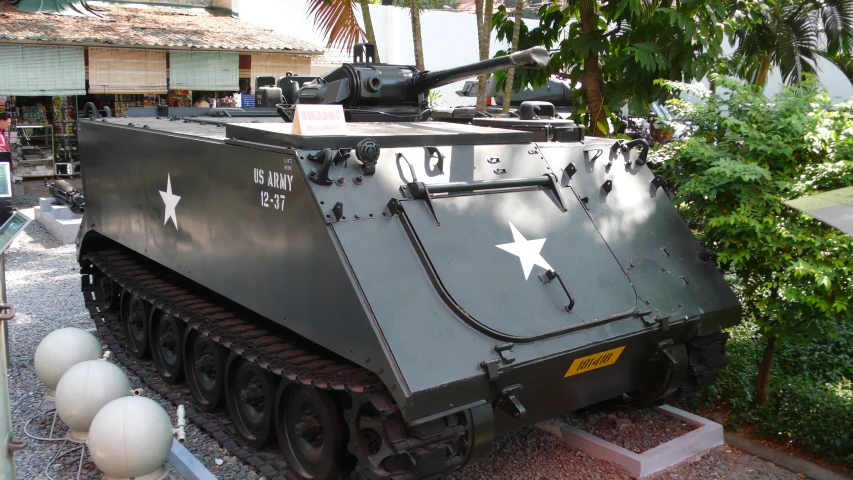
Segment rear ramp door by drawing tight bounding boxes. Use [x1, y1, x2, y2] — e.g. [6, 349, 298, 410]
[398, 180, 639, 342]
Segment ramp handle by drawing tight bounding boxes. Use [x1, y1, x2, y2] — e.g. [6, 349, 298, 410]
[539, 270, 575, 313]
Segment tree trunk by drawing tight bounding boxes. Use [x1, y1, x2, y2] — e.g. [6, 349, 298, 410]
[579, 0, 605, 136]
[756, 333, 777, 406]
[409, 0, 424, 70]
[475, 0, 494, 112]
[360, 0, 380, 62]
[502, 0, 523, 114]
[475, 0, 485, 111]
[755, 53, 771, 87]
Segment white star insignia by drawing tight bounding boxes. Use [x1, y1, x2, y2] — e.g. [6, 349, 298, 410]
[496, 221, 553, 280]
[159, 174, 181, 230]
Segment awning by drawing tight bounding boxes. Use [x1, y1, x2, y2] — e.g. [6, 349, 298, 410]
[250, 54, 312, 85]
[0, 45, 86, 96]
[169, 51, 239, 91]
[785, 186, 853, 237]
[88, 47, 168, 94]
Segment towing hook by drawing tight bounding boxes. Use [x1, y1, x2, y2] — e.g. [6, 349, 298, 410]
[609, 140, 625, 153]
[610, 139, 650, 165]
[624, 139, 650, 165]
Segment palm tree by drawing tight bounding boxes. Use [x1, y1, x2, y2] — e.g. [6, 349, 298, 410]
[729, 0, 853, 86]
[307, 0, 380, 61]
[475, 0, 496, 111]
[502, 0, 525, 113]
[409, 0, 425, 70]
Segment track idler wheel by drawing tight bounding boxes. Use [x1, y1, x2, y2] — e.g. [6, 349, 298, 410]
[149, 309, 186, 384]
[183, 328, 228, 412]
[121, 293, 150, 359]
[628, 339, 688, 401]
[94, 272, 120, 312]
[225, 353, 280, 449]
[276, 383, 347, 479]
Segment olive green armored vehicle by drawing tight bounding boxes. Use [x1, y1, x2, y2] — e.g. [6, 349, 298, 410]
[75, 44, 740, 479]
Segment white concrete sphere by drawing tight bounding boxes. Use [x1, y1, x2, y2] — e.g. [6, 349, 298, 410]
[88, 396, 174, 478]
[33, 327, 103, 392]
[55, 360, 130, 434]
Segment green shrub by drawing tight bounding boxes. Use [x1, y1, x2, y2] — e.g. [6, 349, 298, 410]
[651, 75, 853, 466]
[690, 318, 853, 465]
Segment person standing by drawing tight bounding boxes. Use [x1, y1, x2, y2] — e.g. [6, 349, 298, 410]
[0, 112, 15, 223]
[0, 112, 12, 179]
[0, 112, 10, 155]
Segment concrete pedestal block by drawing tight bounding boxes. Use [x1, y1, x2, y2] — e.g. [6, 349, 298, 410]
[34, 197, 82, 244]
[537, 405, 724, 478]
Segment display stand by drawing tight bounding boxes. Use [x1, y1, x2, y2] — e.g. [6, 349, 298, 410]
[52, 96, 80, 177]
[0, 209, 33, 479]
[15, 125, 55, 178]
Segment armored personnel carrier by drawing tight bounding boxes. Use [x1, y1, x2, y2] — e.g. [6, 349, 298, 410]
[75, 44, 741, 479]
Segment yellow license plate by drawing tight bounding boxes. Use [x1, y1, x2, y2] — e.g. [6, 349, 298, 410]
[564, 346, 626, 378]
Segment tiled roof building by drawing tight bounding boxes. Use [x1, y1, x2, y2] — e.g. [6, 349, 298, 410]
[0, 0, 324, 178]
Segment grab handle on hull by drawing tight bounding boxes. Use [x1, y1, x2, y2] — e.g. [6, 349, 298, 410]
[404, 174, 568, 226]
[538, 269, 576, 313]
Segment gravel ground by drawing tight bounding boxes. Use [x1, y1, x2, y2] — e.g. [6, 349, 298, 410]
[448, 425, 635, 480]
[3, 190, 811, 480]
[562, 407, 695, 454]
[4, 205, 258, 480]
[646, 445, 805, 480]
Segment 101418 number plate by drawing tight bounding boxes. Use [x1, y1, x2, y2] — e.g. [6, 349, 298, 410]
[564, 346, 625, 378]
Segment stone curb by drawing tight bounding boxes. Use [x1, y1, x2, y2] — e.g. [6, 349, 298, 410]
[724, 433, 852, 480]
[537, 405, 723, 478]
[168, 438, 217, 480]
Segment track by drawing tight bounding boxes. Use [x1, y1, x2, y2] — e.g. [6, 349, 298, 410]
[79, 246, 471, 480]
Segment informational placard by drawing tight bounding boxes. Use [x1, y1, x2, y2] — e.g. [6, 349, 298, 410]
[291, 104, 347, 136]
[0, 163, 10, 198]
[0, 211, 31, 255]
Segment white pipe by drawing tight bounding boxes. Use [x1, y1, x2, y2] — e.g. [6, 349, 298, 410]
[174, 405, 186, 444]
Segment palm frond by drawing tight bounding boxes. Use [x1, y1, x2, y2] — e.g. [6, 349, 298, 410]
[306, 0, 366, 49]
[775, 8, 820, 83]
[820, 0, 853, 55]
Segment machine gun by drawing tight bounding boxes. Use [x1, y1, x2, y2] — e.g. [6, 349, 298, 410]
[46, 179, 85, 214]
[277, 44, 551, 123]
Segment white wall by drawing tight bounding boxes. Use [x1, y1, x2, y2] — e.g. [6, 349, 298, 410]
[238, 0, 539, 106]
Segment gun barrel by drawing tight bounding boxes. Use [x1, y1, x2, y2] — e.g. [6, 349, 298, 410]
[412, 46, 550, 93]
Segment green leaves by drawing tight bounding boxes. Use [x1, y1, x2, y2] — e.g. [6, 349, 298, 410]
[651, 75, 853, 349]
[690, 318, 853, 463]
[490, 0, 732, 132]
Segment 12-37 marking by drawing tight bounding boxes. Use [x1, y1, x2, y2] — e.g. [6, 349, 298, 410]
[261, 191, 286, 211]
[254, 166, 292, 212]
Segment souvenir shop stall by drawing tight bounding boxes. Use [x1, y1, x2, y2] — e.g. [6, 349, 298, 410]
[0, 94, 77, 179]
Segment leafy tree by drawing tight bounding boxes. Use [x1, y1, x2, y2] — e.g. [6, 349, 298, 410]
[491, 0, 734, 136]
[726, 0, 853, 86]
[650, 75, 853, 405]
